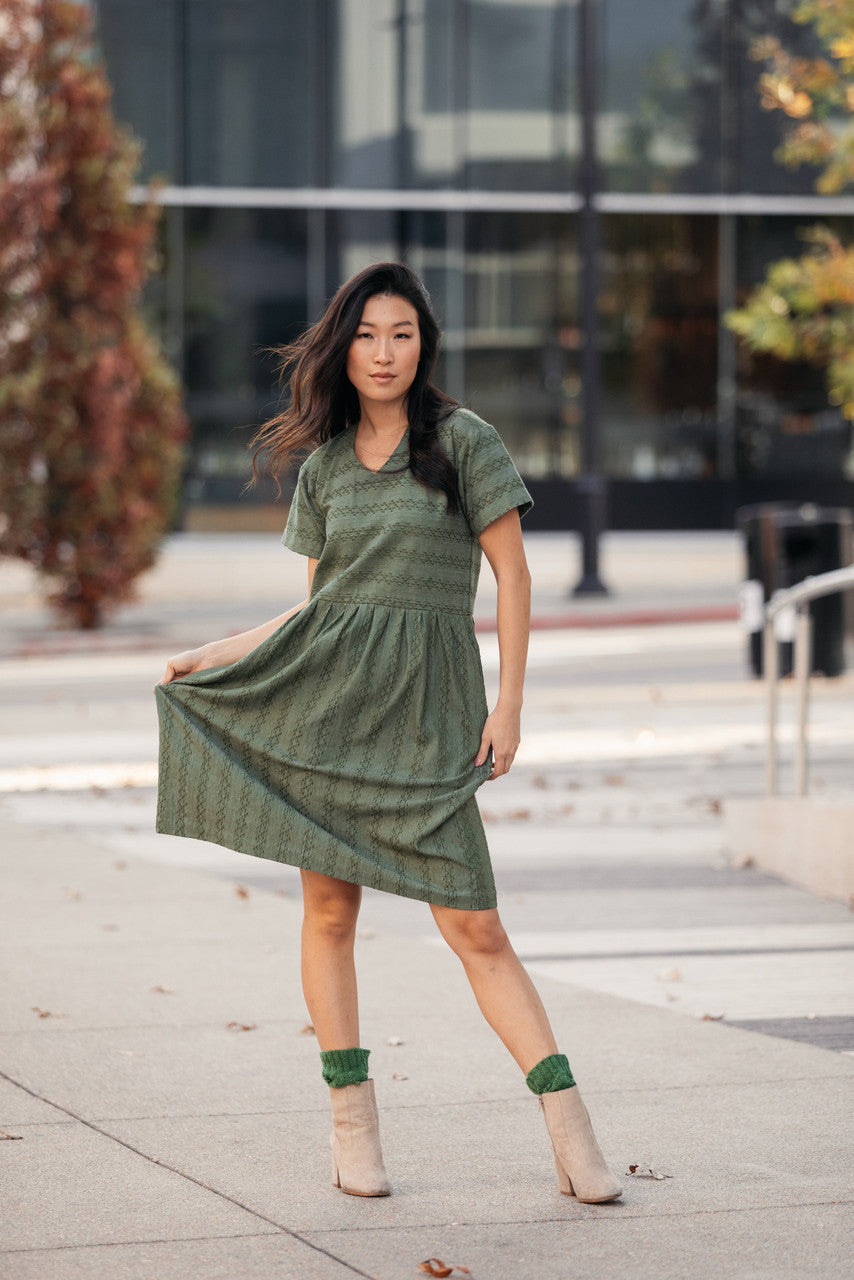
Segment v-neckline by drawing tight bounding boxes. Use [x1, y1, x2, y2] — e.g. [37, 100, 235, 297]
[352, 425, 409, 475]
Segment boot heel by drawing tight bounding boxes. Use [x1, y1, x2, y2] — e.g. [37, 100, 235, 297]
[552, 1147, 574, 1197]
[331, 1136, 341, 1188]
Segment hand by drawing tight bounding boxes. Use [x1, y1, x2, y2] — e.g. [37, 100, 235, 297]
[474, 705, 521, 780]
[156, 644, 221, 687]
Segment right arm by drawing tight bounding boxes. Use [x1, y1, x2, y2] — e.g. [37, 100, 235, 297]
[158, 558, 318, 686]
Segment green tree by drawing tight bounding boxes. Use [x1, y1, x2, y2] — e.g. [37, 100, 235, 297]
[0, 0, 187, 629]
[726, 0, 854, 421]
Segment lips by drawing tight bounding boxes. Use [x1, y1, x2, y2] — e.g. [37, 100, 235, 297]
[371, 373, 394, 382]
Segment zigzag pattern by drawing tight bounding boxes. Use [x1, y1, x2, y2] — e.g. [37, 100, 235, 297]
[155, 409, 532, 910]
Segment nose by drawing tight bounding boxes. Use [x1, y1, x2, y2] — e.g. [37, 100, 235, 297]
[374, 340, 393, 364]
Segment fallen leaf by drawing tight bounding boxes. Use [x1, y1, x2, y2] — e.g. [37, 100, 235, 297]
[506, 808, 532, 821]
[558, 803, 575, 816]
[603, 773, 625, 787]
[31, 1007, 66, 1019]
[226, 1021, 257, 1032]
[114, 860, 127, 870]
[0, 1131, 23, 1140]
[699, 1012, 724, 1021]
[418, 1260, 471, 1277]
[150, 985, 174, 995]
[392, 1071, 408, 1080]
[626, 1165, 673, 1180]
[707, 797, 723, 815]
[235, 884, 250, 899]
[655, 967, 682, 982]
[531, 775, 549, 789]
[61, 886, 83, 902]
[565, 779, 581, 791]
[300, 1022, 316, 1036]
[386, 1036, 405, 1046]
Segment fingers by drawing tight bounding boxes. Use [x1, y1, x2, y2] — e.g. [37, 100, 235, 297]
[487, 748, 516, 781]
[474, 730, 491, 768]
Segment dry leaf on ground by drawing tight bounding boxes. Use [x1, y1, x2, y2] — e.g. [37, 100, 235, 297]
[300, 1022, 316, 1036]
[1, 1131, 23, 1140]
[392, 1071, 408, 1081]
[418, 1260, 471, 1277]
[226, 1021, 257, 1032]
[31, 1007, 65, 1019]
[235, 885, 250, 899]
[113, 860, 127, 870]
[699, 1012, 724, 1021]
[150, 985, 174, 994]
[603, 773, 626, 787]
[627, 1164, 673, 1180]
[506, 808, 532, 821]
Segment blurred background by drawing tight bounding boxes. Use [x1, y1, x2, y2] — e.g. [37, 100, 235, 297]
[92, 0, 854, 532]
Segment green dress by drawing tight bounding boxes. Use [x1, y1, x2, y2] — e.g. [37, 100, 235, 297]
[155, 407, 532, 909]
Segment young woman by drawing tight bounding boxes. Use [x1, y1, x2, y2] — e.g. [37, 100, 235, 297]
[155, 262, 621, 1205]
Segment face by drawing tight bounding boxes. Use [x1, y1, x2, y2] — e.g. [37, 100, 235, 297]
[345, 293, 422, 413]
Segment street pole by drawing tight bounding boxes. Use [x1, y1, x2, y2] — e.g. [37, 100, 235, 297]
[573, 0, 609, 596]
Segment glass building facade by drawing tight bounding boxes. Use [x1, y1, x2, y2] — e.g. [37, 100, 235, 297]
[93, 0, 854, 528]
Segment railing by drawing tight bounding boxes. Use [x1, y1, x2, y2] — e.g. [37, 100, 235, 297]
[763, 565, 854, 796]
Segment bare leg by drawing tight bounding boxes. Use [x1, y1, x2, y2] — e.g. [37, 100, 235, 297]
[430, 904, 558, 1073]
[300, 869, 362, 1051]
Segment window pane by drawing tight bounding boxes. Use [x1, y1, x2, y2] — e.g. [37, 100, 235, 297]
[94, 0, 179, 181]
[600, 214, 719, 478]
[182, 209, 308, 501]
[602, 0, 720, 192]
[185, 0, 314, 186]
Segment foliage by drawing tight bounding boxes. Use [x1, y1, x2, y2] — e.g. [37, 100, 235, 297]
[726, 1, 854, 420]
[752, 0, 854, 193]
[0, 0, 187, 628]
[726, 227, 854, 417]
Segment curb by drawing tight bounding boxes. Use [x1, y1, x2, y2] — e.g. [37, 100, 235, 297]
[0, 603, 740, 658]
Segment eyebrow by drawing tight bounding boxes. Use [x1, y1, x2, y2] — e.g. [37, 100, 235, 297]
[358, 319, 415, 327]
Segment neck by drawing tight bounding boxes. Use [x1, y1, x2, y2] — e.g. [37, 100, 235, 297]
[356, 399, 408, 438]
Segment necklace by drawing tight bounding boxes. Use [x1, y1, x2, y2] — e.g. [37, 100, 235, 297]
[355, 426, 408, 456]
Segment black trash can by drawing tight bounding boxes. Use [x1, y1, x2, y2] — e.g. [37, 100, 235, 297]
[736, 503, 853, 677]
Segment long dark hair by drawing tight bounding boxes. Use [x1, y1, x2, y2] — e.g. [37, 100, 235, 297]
[249, 262, 460, 511]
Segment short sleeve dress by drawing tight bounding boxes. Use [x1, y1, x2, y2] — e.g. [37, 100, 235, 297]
[154, 407, 532, 910]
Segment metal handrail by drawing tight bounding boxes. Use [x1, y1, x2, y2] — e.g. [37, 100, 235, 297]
[763, 564, 854, 795]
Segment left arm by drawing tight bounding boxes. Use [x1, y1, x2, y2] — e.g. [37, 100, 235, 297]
[474, 508, 531, 780]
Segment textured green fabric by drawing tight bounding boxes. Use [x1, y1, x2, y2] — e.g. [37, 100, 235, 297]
[321, 1047, 370, 1088]
[155, 408, 532, 910]
[525, 1053, 576, 1095]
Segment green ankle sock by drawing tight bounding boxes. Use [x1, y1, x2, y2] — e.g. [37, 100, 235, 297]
[525, 1053, 576, 1095]
[320, 1047, 370, 1089]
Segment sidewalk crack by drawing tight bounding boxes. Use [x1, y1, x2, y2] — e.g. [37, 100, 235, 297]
[0, 1069, 378, 1280]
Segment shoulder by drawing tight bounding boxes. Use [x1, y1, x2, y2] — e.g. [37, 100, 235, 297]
[440, 407, 502, 458]
[296, 431, 349, 482]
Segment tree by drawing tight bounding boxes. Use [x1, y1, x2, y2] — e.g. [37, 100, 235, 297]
[0, 0, 187, 629]
[725, 1, 854, 421]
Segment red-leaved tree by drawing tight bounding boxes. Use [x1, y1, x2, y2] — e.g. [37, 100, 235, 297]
[0, 0, 187, 628]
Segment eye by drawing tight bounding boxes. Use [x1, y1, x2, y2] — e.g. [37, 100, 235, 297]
[394, 331, 412, 340]
[356, 331, 372, 339]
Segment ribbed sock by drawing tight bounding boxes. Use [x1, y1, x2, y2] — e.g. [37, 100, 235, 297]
[320, 1047, 370, 1088]
[525, 1052, 576, 1095]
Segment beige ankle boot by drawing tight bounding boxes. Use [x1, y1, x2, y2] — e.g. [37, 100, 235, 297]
[539, 1086, 622, 1203]
[329, 1079, 390, 1197]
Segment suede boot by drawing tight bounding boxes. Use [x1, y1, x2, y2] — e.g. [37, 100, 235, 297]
[539, 1086, 622, 1203]
[329, 1079, 390, 1197]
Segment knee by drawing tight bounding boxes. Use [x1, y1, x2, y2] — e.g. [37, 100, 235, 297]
[435, 908, 509, 960]
[302, 878, 361, 943]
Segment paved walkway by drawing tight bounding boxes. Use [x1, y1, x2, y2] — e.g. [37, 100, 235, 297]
[2, 531, 853, 1277]
[1, 817, 852, 1280]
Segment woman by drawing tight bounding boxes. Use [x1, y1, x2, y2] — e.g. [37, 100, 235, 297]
[155, 262, 621, 1205]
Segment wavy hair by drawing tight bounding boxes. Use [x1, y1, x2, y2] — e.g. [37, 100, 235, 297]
[249, 261, 460, 511]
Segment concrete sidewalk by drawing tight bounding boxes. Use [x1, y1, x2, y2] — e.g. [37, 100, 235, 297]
[2, 816, 852, 1280]
[0, 530, 742, 657]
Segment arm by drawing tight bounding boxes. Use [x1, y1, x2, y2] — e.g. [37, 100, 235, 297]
[158, 558, 318, 685]
[473, 510, 531, 780]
